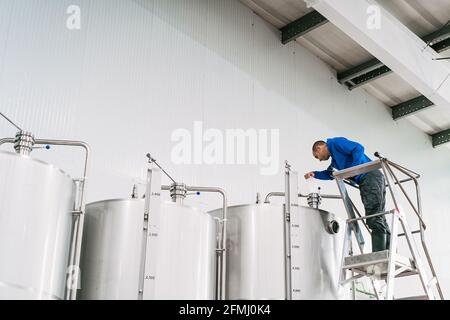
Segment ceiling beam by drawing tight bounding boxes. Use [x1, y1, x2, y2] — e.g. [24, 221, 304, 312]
[281, 10, 328, 44]
[392, 96, 434, 120]
[337, 58, 383, 83]
[432, 38, 450, 53]
[338, 25, 450, 89]
[432, 129, 450, 147]
[307, 0, 450, 109]
[346, 65, 391, 90]
[422, 25, 450, 46]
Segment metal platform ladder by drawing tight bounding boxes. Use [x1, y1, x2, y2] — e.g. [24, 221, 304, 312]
[334, 153, 444, 300]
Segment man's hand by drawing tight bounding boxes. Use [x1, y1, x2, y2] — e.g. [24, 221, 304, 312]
[304, 172, 315, 179]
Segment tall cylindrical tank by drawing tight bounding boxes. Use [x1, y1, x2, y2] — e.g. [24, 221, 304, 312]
[0, 151, 75, 300]
[209, 203, 347, 300]
[79, 199, 217, 300]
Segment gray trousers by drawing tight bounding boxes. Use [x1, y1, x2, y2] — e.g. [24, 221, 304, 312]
[359, 170, 391, 236]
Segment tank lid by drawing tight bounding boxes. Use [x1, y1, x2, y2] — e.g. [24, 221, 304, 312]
[0, 150, 73, 180]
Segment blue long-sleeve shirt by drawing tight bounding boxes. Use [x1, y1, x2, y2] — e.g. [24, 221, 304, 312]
[313, 137, 372, 184]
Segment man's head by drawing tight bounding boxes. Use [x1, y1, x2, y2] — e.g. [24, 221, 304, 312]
[312, 140, 330, 161]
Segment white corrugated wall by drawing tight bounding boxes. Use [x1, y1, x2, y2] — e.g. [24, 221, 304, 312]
[0, 0, 449, 298]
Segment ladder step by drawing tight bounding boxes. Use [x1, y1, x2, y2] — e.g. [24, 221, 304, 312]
[343, 251, 416, 279]
[344, 250, 389, 269]
[395, 295, 429, 300]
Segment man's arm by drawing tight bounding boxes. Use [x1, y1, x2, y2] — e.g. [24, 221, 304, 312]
[313, 165, 334, 180]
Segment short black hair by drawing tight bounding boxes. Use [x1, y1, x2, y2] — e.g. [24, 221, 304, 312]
[312, 140, 326, 152]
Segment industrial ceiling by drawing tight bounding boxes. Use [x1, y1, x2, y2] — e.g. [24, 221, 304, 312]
[240, 0, 450, 149]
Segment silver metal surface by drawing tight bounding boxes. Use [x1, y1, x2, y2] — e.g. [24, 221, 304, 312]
[162, 184, 228, 300]
[336, 157, 443, 300]
[0, 112, 23, 131]
[209, 203, 347, 300]
[146, 153, 176, 183]
[284, 161, 292, 300]
[0, 151, 75, 300]
[0, 135, 91, 300]
[14, 131, 35, 155]
[80, 199, 145, 300]
[169, 182, 187, 203]
[79, 199, 216, 300]
[307, 193, 322, 209]
[343, 251, 416, 279]
[333, 160, 382, 180]
[264, 191, 341, 204]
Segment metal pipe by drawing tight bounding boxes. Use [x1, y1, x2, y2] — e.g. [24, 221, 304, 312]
[386, 159, 420, 179]
[35, 140, 91, 301]
[347, 210, 395, 223]
[147, 154, 176, 183]
[344, 179, 360, 189]
[387, 177, 415, 186]
[349, 198, 372, 234]
[0, 138, 14, 146]
[386, 161, 425, 229]
[284, 163, 292, 300]
[264, 191, 342, 203]
[380, 161, 400, 210]
[382, 158, 444, 298]
[300, 193, 342, 199]
[161, 184, 228, 300]
[327, 220, 340, 234]
[384, 162, 426, 229]
[389, 163, 444, 299]
[398, 230, 421, 237]
[387, 161, 426, 230]
[0, 112, 23, 131]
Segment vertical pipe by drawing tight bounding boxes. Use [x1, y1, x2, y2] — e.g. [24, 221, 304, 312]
[214, 218, 222, 300]
[183, 186, 227, 300]
[48, 141, 91, 301]
[284, 163, 292, 300]
[350, 241, 356, 300]
[138, 168, 153, 300]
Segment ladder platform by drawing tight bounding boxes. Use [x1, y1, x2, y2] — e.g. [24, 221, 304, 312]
[395, 295, 429, 300]
[333, 159, 382, 180]
[343, 250, 416, 278]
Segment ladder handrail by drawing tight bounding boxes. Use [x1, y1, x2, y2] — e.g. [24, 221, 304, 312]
[333, 155, 426, 230]
[383, 162, 427, 229]
[346, 210, 396, 223]
[335, 154, 443, 300]
[383, 159, 445, 300]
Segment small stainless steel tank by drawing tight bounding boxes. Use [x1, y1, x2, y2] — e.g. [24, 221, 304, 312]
[209, 203, 346, 300]
[79, 199, 217, 300]
[0, 151, 75, 300]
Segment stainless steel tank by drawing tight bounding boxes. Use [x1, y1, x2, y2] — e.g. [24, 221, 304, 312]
[0, 151, 75, 300]
[209, 203, 347, 300]
[79, 199, 217, 300]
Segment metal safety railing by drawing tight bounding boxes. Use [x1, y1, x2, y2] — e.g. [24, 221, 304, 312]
[333, 152, 444, 300]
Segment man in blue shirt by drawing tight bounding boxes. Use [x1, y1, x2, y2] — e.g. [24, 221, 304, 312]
[304, 137, 391, 252]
